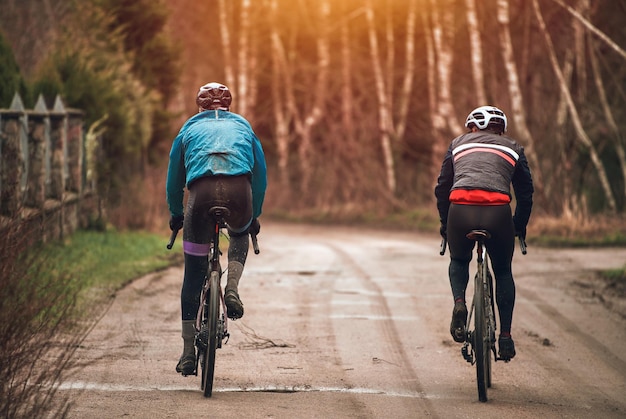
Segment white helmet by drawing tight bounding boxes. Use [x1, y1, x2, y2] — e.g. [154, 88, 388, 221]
[465, 106, 507, 133]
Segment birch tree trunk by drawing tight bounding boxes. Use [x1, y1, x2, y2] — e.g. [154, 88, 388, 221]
[270, 0, 291, 191]
[218, 0, 235, 89]
[427, 0, 462, 183]
[295, 0, 330, 195]
[496, 0, 544, 203]
[554, 49, 577, 218]
[590, 39, 626, 204]
[365, 0, 396, 193]
[465, 0, 487, 106]
[396, 0, 417, 141]
[236, 0, 251, 117]
[573, 0, 588, 102]
[340, 3, 355, 149]
[532, 0, 617, 212]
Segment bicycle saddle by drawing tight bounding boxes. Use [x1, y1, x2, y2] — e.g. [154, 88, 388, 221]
[466, 230, 491, 240]
[208, 206, 230, 218]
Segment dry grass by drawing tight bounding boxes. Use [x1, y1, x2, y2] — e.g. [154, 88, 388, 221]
[530, 213, 626, 246]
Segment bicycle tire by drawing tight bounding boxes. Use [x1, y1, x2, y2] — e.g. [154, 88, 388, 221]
[474, 269, 488, 402]
[202, 270, 220, 397]
[485, 269, 495, 388]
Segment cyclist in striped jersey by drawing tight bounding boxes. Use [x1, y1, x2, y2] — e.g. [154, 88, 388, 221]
[434, 106, 534, 360]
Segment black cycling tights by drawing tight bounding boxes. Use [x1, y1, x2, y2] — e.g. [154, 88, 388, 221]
[447, 203, 516, 334]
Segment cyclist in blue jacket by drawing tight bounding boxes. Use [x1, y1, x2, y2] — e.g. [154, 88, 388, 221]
[166, 82, 267, 375]
[434, 106, 533, 361]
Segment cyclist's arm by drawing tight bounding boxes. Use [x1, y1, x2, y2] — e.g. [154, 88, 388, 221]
[166, 132, 186, 218]
[434, 146, 454, 225]
[250, 134, 267, 219]
[511, 149, 534, 233]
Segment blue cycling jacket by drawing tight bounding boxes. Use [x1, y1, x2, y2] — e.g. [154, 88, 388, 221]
[166, 109, 267, 218]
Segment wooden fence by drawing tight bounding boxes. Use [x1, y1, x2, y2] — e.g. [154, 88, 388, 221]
[0, 93, 98, 241]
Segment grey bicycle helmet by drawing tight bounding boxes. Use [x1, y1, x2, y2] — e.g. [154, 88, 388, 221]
[196, 82, 232, 111]
[465, 106, 507, 133]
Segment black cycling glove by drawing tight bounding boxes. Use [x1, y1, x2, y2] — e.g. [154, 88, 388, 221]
[169, 215, 184, 231]
[249, 218, 261, 236]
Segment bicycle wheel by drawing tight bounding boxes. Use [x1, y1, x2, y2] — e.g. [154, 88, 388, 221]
[202, 270, 220, 397]
[474, 269, 489, 402]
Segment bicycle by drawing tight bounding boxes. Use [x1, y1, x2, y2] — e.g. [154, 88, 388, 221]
[167, 207, 259, 397]
[440, 231, 526, 402]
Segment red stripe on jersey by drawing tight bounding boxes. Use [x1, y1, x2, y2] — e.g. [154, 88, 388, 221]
[454, 147, 516, 166]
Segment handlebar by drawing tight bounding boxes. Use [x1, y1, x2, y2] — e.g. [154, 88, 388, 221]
[251, 232, 260, 254]
[439, 237, 447, 255]
[167, 228, 179, 250]
[439, 236, 527, 256]
[166, 226, 261, 254]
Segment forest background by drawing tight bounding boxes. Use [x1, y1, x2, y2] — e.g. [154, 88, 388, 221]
[1, 0, 625, 238]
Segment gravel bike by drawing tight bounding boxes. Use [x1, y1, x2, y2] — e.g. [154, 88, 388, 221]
[440, 231, 526, 402]
[167, 207, 259, 397]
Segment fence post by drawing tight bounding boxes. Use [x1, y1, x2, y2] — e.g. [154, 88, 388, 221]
[66, 108, 84, 194]
[0, 94, 25, 218]
[48, 98, 66, 201]
[25, 95, 48, 209]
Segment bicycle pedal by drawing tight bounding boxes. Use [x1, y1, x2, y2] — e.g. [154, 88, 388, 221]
[461, 343, 473, 363]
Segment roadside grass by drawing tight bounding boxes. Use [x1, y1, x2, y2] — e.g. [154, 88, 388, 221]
[39, 228, 184, 308]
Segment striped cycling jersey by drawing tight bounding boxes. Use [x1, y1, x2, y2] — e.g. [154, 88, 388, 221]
[452, 142, 519, 167]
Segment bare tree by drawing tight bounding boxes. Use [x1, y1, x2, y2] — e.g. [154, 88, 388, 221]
[396, 0, 417, 143]
[589, 39, 626, 202]
[269, 0, 292, 192]
[465, 0, 487, 106]
[236, 0, 251, 117]
[496, 0, 545, 203]
[532, 0, 617, 212]
[426, 0, 462, 182]
[553, 49, 577, 218]
[218, 0, 235, 89]
[294, 1, 330, 195]
[548, 0, 626, 61]
[365, 0, 396, 193]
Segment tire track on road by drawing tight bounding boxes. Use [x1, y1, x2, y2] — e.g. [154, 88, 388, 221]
[325, 242, 438, 417]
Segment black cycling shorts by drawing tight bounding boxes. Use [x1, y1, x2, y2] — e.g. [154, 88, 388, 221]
[182, 175, 252, 256]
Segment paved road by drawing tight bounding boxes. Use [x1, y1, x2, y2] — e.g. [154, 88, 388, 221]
[61, 222, 626, 418]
